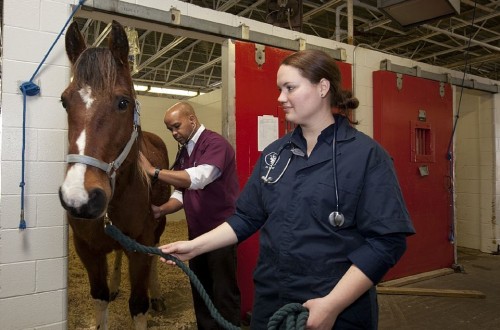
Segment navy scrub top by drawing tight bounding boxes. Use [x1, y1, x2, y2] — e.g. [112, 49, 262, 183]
[227, 115, 415, 327]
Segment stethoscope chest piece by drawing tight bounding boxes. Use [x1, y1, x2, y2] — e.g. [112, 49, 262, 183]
[329, 211, 345, 227]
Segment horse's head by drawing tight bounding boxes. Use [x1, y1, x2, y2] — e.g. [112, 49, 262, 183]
[59, 20, 138, 219]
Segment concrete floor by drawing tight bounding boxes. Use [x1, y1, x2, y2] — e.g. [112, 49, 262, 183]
[378, 247, 500, 330]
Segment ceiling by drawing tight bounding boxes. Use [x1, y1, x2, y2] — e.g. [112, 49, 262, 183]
[74, 0, 500, 99]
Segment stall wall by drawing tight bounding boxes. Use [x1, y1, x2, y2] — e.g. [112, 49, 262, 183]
[0, 1, 73, 328]
[454, 89, 497, 252]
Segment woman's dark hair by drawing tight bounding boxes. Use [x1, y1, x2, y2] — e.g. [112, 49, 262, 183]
[281, 49, 359, 122]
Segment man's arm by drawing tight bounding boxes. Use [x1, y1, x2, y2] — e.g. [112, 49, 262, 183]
[140, 152, 191, 188]
[140, 152, 220, 189]
[152, 197, 183, 218]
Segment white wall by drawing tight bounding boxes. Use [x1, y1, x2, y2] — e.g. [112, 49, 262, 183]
[454, 89, 496, 251]
[1, 0, 499, 329]
[0, 1, 74, 329]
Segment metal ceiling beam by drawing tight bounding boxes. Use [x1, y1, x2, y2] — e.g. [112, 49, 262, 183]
[415, 35, 500, 62]
[136, 40, 203, 80]
[133, 37, 187, 74]
[444, 53, 500, 69]
[302, 0, 343, 21]
[91, 22, 111, 47]
[163, 57, 222, 87]
[423, 24, 500, 53]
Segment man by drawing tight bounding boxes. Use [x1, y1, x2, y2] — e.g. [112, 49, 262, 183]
[140, 101, 241, 329]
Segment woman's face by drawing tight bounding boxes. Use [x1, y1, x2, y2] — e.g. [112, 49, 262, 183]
[277, 64, 325, 125]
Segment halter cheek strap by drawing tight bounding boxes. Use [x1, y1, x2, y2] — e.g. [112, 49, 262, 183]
[66, 100, 141, 196]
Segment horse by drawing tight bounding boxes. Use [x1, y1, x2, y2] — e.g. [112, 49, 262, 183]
[59, 20, 170, 329]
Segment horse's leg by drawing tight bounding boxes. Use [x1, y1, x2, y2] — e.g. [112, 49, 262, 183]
[127, 252, 152, 330]
[149, 217, 167, 312]
[109, 250, 123, 301]
[73, 238, 110, 330]
[149, 253, 167, 312]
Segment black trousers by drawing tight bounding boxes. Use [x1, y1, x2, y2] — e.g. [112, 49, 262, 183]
[189, 244, 241, 330]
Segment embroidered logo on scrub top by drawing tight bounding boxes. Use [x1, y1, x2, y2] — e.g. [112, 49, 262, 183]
[264, 152, 279, 169]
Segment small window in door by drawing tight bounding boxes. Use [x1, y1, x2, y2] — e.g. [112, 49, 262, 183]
[411, 121, 435, 162]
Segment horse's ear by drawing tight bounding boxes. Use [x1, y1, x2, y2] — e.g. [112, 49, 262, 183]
[108, 20, 130, 68]
[65, 21, 86, 65]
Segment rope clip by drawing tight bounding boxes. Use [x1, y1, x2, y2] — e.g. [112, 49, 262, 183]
[103, 213, 112, 227]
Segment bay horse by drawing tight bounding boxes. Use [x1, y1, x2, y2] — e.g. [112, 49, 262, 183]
[59, 20, 170, 329]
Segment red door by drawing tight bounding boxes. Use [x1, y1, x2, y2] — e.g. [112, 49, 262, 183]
[373, 71, 454, 280]
[233, 40, 352, 318]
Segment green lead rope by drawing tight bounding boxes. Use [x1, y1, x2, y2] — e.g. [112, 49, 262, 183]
[103, 222, 309, 330]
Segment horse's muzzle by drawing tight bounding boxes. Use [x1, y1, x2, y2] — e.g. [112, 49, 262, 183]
[59, 187, 107, 219]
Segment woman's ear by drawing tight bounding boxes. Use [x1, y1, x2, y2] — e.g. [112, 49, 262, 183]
[319, 78, 331, 97]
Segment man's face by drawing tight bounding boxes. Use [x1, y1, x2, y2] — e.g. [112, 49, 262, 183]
[164, 110, 195, 145]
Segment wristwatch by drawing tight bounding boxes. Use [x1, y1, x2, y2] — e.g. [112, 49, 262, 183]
[153, 167, 161, 181]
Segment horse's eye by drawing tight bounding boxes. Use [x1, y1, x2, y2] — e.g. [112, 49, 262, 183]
[118, 99, 129, 111]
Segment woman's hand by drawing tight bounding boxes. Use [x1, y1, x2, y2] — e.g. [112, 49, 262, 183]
[159, 241, 197, 265]
[303, 297, 338, 330]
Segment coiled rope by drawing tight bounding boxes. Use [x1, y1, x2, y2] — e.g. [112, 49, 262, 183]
[104, 221, 309, 330]
[17, 0, 87, 230]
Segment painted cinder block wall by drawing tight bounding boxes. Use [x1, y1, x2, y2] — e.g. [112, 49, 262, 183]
[1, 0, 75, 329]
[1, 0, 499, 329]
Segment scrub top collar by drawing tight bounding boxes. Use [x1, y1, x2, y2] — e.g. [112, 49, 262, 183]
[289, 114, 355, 150]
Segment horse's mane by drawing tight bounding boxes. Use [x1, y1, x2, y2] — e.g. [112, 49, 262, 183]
[73, 48, 118, 96]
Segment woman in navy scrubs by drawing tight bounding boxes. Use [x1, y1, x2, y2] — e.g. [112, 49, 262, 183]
[160, 49, 415, 329]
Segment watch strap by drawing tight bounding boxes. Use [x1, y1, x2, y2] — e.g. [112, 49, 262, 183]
[153, 167, 161, 181]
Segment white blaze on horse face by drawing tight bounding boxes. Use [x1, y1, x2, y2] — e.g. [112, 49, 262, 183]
[78, 85, 95, 109]
[61, 130, 89, 208]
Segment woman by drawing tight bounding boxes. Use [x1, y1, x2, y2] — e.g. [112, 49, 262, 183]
[160, 49, 415, 329]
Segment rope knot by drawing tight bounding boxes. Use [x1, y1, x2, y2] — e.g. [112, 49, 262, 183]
[19, 81, 40, 96]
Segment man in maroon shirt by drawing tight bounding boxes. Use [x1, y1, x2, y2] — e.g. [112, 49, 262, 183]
[140, 101, 241, 329]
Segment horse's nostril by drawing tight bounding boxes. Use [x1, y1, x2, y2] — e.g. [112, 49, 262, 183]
[83, 188, 107, 218]
[62, 188, 108, 219]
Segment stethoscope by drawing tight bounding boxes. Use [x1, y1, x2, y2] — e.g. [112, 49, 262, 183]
[260, 124, 345, 227]
[169, 124, 196, 170]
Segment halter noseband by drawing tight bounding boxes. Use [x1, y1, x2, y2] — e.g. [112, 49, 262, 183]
[66, 100, 141, 196]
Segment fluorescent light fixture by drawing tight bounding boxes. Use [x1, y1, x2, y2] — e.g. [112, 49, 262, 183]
[134, 84, 149, 92]
[149, 87, 199, 97]
[133, 84, 201, 97]
[377, 0, 460, 28]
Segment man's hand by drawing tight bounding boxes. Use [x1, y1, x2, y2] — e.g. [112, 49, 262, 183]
[151, 204, 163, 219]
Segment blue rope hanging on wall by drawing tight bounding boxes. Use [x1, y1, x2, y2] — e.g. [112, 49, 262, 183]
[17, 0, 87, 230]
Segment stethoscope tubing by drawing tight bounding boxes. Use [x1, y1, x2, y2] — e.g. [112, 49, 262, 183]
[261, 124, 344, 227]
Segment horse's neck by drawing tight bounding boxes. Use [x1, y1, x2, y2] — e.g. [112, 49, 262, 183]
[110, 149, 148, 202]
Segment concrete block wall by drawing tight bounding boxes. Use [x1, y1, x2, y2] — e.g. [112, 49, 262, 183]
[493, 93, 500, 252]
[0, 0, 76, 329]
[478, 94, 495, 252]
[1, 0, 499, 329]
[455, 92, 482, 249]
